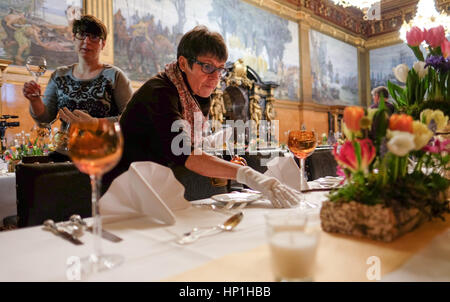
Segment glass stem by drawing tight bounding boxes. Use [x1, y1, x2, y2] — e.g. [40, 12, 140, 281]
[90, 174, 103, 262]
[300, 158, 306, 190]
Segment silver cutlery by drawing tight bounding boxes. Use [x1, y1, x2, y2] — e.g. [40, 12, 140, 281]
[43, 219, 83, 245]
[70, 215, 123, 243]
[177, 212, 244, 245]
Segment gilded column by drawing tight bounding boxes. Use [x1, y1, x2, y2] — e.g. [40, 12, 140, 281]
[84, 0, 114, 65]
[357, 46, 371, 108]
[0, 59, 12, 115]
[298, 20, 312, 104]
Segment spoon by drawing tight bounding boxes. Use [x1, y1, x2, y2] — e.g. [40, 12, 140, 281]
[178, 212, 244, 244]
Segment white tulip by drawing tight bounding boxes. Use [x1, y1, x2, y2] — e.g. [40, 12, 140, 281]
[387, 131, 415, 156]
[412, 121, 433, 150]
[413, 61, 429, 79]
[392, 64, 409, 83]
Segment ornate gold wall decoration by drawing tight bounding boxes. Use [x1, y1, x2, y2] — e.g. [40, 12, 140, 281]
[265, 96, 276, 122]
[249, 94, 262, 130]
[209, 87, 226, 132]
[224, 59, 254, 89]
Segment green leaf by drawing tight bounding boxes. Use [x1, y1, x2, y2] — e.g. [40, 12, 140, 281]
[408, 45, 424, 61]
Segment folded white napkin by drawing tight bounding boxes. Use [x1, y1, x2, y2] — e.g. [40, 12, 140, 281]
[203, 127, 233, 149]
[264, 155, 301, 191]
[100, 162, 190, 225]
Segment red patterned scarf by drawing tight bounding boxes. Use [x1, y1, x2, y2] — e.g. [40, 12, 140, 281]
[165, 61, 208, 146]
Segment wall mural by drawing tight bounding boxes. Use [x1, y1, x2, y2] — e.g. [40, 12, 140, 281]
[0, 0, 82, 68]
[113, 0, 300, 101]
[370, 42, 424, 91]
[309, 29, 359, 106]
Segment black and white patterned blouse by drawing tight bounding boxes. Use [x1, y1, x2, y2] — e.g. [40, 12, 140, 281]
[31, 63, 133, 123]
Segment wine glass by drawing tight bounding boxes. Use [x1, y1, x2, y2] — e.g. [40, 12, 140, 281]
[26, 56, 47, 83]
[26, 56, 47, 97]
[288, 129, 317, 191]
[68, 119, 124, 277]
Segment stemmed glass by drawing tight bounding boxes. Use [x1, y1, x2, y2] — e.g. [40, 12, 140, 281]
[67, 119, 124, 277]
[25, 56, 47, 96]
[288, 129, 317, 191]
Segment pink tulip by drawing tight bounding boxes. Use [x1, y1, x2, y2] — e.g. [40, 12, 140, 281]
[423, 138, 450, 153]
[425, 26, 445, 48]
[359, 138, 376, 169]
[406, 26, 424, 46]
[333, 139, 376, 173]
[442, 39, 450, 58]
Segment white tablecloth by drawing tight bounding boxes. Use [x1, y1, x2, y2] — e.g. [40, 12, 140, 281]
[0, 173, 16, 225]
[0, 192, 326, 282]
[0, 189, 448, 282]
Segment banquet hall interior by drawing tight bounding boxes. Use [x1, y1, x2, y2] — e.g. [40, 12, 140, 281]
[0, 0, 449, 282]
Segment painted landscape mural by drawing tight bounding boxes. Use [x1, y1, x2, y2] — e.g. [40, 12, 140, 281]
[309, 29, 359, 106]
[113, 0, 300, 100]
[370, 43, 424, 91]
[0, 0, 82, 68]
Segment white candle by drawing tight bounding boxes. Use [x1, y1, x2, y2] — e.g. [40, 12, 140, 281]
[269, 231, 318, 281]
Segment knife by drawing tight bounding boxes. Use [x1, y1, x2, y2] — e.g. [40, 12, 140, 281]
[70, 215, 123, 243]
[86, 226, 123, 243]
[43, 220, 83, 245]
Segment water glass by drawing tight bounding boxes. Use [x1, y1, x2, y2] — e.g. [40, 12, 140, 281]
[265, 210, 320, 282]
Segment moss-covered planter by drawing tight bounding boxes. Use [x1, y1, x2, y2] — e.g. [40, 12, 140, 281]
[320, 200, 427, 242]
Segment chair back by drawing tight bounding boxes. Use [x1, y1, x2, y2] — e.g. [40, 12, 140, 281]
[304, 147, 338, 180]
[15, 162, 91, 227]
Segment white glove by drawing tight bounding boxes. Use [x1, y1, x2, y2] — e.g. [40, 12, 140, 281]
[236, 166, 301, 208]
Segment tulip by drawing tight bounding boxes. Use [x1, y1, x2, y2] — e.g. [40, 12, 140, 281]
[387, 131, 415, 156]
[442, 39, 450, 59]
[392, 64, 409, 83]
[359, 138, 376, 170]
[333, 139, 375, 173]
[412, 121, 433, 150]
[420, 109, 449, 131]
[406, 26, 424, 46]
[412, 61, 428, 79]
[424, 25, 445, 48]
[389, 114, 413, 133]
[423, 138, 450, 153]
[343, 106, 365, 132]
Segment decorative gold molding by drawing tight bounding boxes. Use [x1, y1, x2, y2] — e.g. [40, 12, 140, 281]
[302, 15, 366, 47]
[244, 0, 299, 21]
[273, 99, 301, 110]
[365, 31, 403, 50]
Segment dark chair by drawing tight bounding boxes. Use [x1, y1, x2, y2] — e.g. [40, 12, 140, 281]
[305, 147, 338, 180]
[15, 162, 92, 228]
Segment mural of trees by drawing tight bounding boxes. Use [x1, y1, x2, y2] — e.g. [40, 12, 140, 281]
[113, 0, 299, 100]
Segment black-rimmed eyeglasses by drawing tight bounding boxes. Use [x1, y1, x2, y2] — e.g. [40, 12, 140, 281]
[190, 58, 227, 77]
[74, 32, 102, 42]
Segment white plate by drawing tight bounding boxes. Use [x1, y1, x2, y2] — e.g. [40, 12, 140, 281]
[212, 192, 263, 204]
[315, 176, 343, 187]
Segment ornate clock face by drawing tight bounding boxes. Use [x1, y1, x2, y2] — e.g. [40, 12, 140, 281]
[223, 86, 249, 122]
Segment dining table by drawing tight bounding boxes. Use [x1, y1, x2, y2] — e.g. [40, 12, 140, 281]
[0, 187, 449, 282]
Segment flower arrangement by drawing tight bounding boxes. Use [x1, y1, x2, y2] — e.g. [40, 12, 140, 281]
[3, 137, 51, 163]
[388, 25, 449, 118]
[320, 100, 450, 242]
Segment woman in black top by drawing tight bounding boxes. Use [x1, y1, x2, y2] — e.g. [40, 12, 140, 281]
[104, 26, 300, 207]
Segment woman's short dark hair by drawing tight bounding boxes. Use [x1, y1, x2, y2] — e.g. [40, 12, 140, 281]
[177, 25, 228, 67]
[72, 15, 107, 40]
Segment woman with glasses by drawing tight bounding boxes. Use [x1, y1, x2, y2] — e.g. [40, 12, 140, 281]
[103, 26, 300, 208]
[22, 15, 133, 161]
